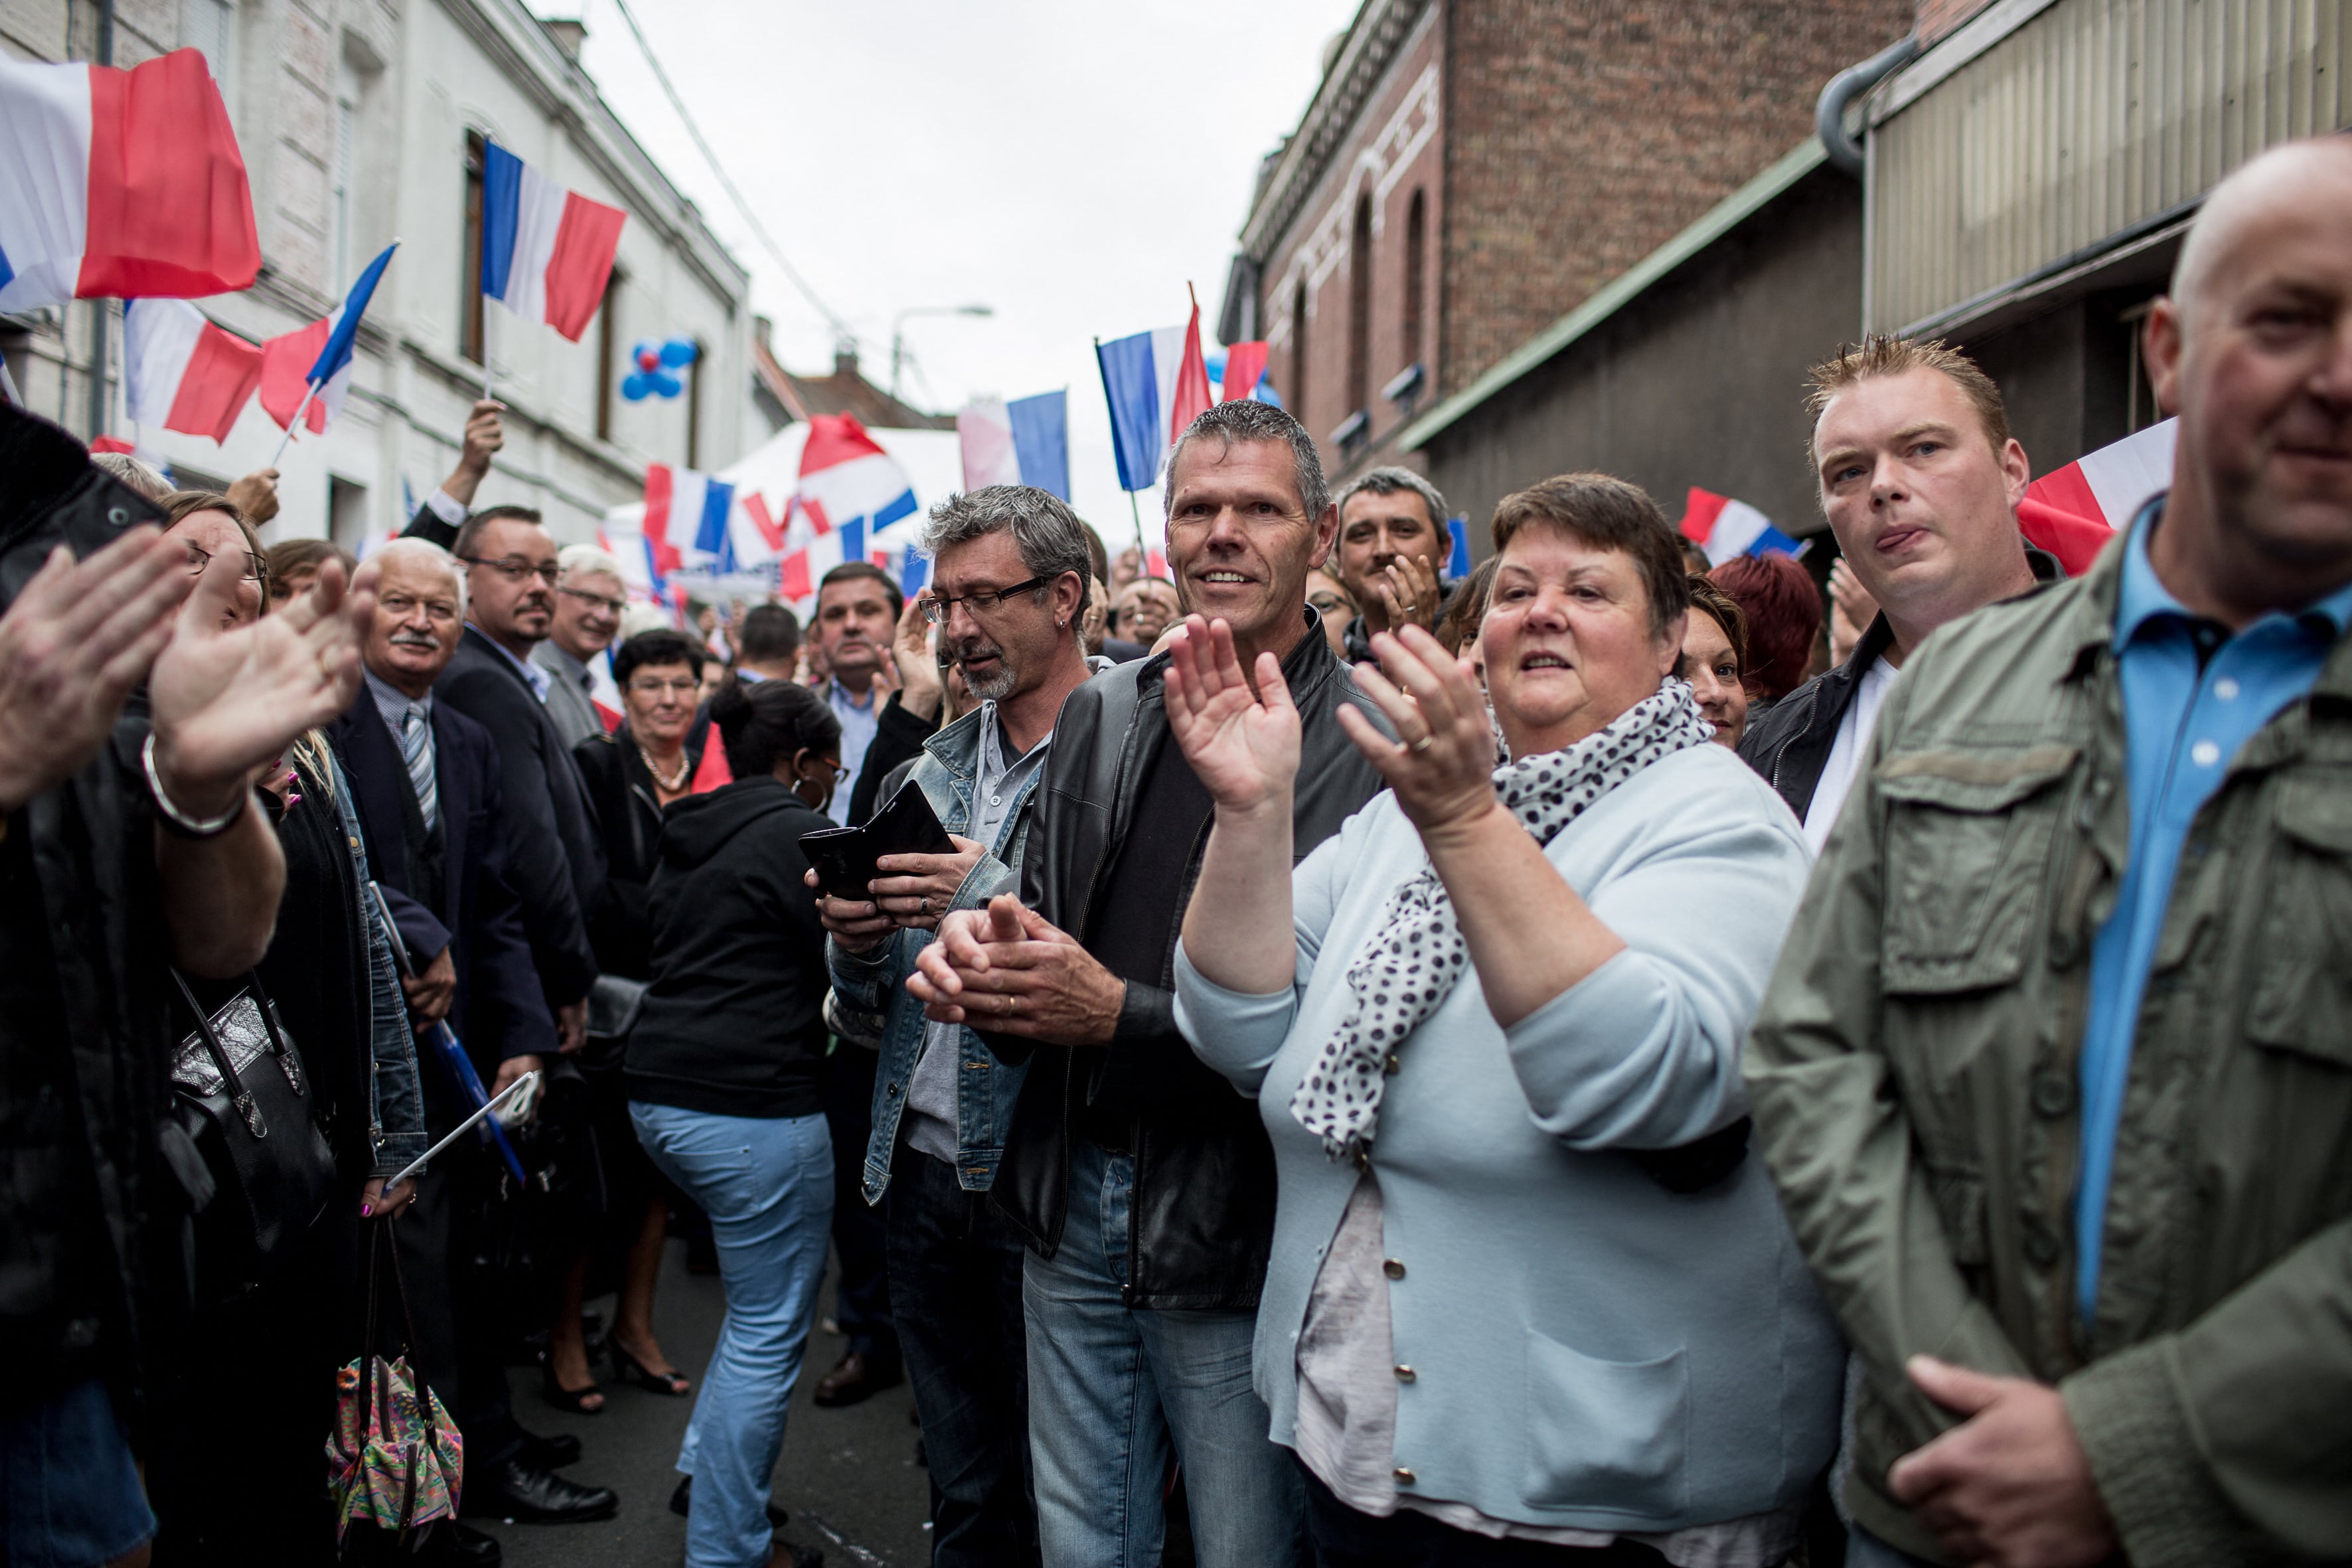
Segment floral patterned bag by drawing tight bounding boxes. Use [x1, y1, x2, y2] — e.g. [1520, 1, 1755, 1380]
[327, 1217, 463, 1553]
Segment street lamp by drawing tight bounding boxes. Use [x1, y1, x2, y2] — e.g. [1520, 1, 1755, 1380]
[889, 303, 993, 403]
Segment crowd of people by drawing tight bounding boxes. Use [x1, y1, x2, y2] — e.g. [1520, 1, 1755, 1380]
[1, 137, 2347, 1568]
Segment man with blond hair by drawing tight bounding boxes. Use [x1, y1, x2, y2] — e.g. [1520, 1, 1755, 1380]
[1749, 138, 2352, 1567]
[1739, 336, 2050, 847]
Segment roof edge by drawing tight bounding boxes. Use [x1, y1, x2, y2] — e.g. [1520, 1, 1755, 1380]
[1399, 137, 1826, 454]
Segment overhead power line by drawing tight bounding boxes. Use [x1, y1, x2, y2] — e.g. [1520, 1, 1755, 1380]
[604, 0, 859, 349]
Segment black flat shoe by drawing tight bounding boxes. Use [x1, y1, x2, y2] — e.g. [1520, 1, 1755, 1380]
[612, 1342, 691, 1397]
[540, 1361, 605, 1415]
[461, 1456, 619, 1524]
[669, 1473, 787, 1527]
[434, 1520, 504, 1566]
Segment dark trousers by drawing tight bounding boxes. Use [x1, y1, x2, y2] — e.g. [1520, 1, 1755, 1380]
[886, 1146, 1040, 1568]
[398, 1117, 524, 1468]
[1301, 1462, 1674, 1568]
[824, 1046, 896, 1367]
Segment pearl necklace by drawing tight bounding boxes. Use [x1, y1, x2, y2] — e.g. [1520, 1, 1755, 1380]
[637, 742, 689, 795]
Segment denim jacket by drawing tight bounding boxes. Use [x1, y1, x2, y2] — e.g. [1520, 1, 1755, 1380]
[827, 705, 1041, 1203]
[327, 755, 429, 1176]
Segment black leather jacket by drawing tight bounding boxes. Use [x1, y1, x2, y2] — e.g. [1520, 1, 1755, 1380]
[986, 611, 1388, 1309]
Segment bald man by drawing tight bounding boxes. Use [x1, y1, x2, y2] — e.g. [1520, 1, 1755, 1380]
[1748, 139, 2352, 1568]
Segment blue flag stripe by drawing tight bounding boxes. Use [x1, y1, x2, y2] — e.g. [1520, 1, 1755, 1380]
[1007, 390, 1071, 501]
[479, 143, 524, 301]
[1095, 331, 1162, 493]
[305, 242, 398, 387]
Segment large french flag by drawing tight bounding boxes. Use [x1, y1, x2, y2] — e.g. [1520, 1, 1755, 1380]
[122, 298, 262, 443]
[2020, 418, 2176, 576]
[1095, 301, 1214, 492]
[1680, 488, 1807, 565]
[0, 49, 260, 311]
[777, 414, 920, 601]
[957, 390, 1071, 500]
[479, 142, 625, 343]
[259, 241, 396, 435]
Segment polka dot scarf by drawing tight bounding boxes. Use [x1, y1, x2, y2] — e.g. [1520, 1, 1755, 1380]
[1289, 678, 1715, 1160]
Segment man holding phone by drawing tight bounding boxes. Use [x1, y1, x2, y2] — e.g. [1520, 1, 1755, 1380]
[817, 486, 1098, 1567]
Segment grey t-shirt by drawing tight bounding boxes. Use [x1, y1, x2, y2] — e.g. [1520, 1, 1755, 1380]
[902, 702, 1051, 1164]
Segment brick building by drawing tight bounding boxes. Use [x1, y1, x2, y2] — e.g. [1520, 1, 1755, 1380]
[1219, 0, 1913, 498]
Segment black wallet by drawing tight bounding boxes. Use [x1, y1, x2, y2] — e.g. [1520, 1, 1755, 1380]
[800, 779, 957, 898]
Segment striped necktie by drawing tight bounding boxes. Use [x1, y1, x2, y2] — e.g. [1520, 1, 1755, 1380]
[401, 703, 439, 832]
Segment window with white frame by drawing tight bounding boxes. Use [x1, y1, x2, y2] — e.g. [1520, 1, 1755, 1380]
[331, 58, 359, 286]
[180, 0, 236, 108]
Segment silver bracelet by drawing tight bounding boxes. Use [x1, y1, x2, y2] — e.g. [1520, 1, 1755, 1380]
[143, 732, 250, 838]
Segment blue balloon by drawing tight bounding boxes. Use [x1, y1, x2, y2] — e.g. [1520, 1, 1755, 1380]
[651, 370, 683, 398]
[658, 337, 700, 368]
[621, 371, 655, 401]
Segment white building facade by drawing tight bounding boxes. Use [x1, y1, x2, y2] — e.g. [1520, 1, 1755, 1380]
[0, 0, 751, 545]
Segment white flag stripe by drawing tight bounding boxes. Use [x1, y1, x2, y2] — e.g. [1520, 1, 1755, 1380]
[2077, 419, 2176, 525]
[0, 58, 94, 313]
[123, 298, 206, 426]
[496, 159, 568, 326]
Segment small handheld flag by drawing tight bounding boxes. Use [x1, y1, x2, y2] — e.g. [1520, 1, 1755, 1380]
[1679, 489, 1807, 565]
[123, 298, 262, 443]
[479, 141, 625, 344]
[263, 241, 398, 461]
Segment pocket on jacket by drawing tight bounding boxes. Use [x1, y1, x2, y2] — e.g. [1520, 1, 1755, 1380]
[2246, 770, 2352, 1065]
[1520, 1329, 1689, 1516]
[1875, 744, 2078, 994]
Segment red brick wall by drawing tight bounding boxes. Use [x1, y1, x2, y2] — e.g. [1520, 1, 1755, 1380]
[1917, 0, 1998, 42]
[1439, 0, 1913, 397]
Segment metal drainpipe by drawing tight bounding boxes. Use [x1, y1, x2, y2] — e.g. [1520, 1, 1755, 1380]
[1816, 33, 1920, 178]
[84, 0, 116, 441]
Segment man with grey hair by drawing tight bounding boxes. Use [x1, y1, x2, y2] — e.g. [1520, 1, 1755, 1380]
[534, 542, 627, 747]
[909, 400, 1388, 1567]
[1331, 465, 1454, 663]
[815, 484, 1096, 1566]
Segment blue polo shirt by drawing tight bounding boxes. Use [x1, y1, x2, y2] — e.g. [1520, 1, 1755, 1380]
[2075, 497, 2352, 1318]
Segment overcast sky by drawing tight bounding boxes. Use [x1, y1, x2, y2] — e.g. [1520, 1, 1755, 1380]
[557, 0, 1362, 549]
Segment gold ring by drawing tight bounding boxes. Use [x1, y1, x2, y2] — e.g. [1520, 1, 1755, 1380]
[1409, 735, 1435, 754]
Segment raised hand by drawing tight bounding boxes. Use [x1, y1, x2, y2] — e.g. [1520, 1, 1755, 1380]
[0, 528, 194, 813]
[150, 554, 378, 813]
[1163, 615, 1300, 815]
[1376, 551, 1443, 635]
[1338, 624, 1499, 842]
[890, 593, 944, 720]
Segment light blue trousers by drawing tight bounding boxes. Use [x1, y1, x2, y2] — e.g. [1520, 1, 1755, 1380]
[632, 1101, 833, 1568]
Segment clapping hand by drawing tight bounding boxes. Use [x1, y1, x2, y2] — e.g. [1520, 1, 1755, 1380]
[1375, 552, 1443, 635]
[907, 894, 1125, 1046]
[1163, 615, 1299, 817]
[149, 552, 378, 817]
[1339, 625, 1498, 842]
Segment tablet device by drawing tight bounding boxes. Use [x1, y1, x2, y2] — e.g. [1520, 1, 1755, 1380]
[800, 780, 957, 899]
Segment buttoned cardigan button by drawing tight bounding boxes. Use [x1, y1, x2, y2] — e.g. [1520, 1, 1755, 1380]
[1383, 1259, 1405, 1280]
[2031, 1069, 2073, 1118]
[1393, 1364, 1415, 1382]
[1392, 1466, 1416, 1486]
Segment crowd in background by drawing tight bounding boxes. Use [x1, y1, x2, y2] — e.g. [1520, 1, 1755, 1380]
[1, 137, 2349, 1568]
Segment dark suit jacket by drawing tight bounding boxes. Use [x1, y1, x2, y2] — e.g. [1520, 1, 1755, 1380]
[327, 693, 555, 1067]
[434, 625, 603, 1006]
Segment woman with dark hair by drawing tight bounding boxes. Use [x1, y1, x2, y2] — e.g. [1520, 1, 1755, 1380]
[627, 677, 844, 1568]
[1683, 573, 1753, 749]
[544, 628, 715, 1413]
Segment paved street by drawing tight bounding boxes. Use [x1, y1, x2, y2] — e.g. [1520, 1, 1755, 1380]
[475, 1241, 933, 1568]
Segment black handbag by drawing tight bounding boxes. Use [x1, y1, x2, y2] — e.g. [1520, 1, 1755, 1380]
[168, 969, 337, 1296]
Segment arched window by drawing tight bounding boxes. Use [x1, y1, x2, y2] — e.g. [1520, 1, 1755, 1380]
[1403, 189, 1427, 369]
[1290, 275, 1309, 420]
[1347, 192, 1373, 415]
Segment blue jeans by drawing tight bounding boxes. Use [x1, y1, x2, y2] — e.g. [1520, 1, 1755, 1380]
[0, 1377, 155, 1568]
[633, 1101, 834, 1568]
[1847, 1526, 1941, 1567]
[1023, 1136, 1305, 1568]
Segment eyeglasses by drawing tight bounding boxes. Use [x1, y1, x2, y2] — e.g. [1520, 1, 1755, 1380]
[459, 555, 560, 586]
[922, 574, 1056, 624]
[558, 584, 627, 616]
[379, 593, 459, 623]
[184, 542, 266, 583]
[626, 676, 700, 697]
[1308, 591, 1356, 615]
[818, 759, 850, 783]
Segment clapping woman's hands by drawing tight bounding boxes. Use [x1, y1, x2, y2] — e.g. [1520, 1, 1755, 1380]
[1164, 615, 1300, 817]
[1338, 625, 1500, 842]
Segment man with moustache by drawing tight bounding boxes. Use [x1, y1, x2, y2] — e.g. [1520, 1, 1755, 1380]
[328, 538, 617, 1542]
[818, 487, 1099, 1567]
[910, 401, 1386, 1568]
[1738, 339, 2050, 846]
[439, 507, 602, 1052]
[1749, 139, 2352, 1568]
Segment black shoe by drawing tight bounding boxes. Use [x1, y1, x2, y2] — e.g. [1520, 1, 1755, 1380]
[461, 1456, 620, 1524]
[670, 1473, 787, 1527]
[811, 1350, 902, 1408]
[540, 1360, 606, 1415]
[436, 1521, 504, 1566]
[516, 1430, 582, 1470]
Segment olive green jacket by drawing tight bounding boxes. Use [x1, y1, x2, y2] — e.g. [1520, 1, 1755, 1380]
[1747, 534, 2352, 1567]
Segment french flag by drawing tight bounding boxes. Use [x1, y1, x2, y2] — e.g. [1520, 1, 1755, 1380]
[1680, 488, 1807, 565]
[1095, 300, 1215, 493]
[2021, 419, 2176, 576]
[0, 50, 260, 311]
[1218, 341, 1274, 405]
[957, 390, 1071, 499]
[259, 242, 396, 435]
[479, 142, 625, 343]
[122, 299, 262, 443]
[643, 465, 734, 577]
[777, 414, 919, 601]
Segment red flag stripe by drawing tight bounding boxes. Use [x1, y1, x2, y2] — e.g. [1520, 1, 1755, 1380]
[1169, 303, 1213, 443]
[542, 191, 626, 343]
[1220, 341, 1270, 403]
[258, 319, 331, 433]
[76, 51, 261, 299]
[165, 321, 264, 443]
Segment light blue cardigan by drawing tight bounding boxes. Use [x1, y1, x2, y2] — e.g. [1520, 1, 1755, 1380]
[1174, 742, 1843, 1533]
